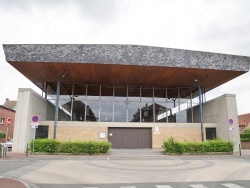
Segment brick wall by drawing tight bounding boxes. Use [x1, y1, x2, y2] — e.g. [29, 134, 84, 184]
[241, 141, 250, 149]
[41, 122, 207, 149]
[152, 127, 202, 148]
[48, 125, 108, 142]
[0, 107, 15, 142]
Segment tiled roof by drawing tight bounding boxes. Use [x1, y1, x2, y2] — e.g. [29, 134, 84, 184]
[3, 99, 16, 110]
[238, 113, 250, 126]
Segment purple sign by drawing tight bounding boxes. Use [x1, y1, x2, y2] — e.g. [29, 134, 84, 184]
[229, 118, 234, 125]
[32, 115, 39, 123]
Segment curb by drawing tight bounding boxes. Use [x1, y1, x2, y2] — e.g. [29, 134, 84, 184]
[20, 179, 40, 188]
[0, 177, 38, 188]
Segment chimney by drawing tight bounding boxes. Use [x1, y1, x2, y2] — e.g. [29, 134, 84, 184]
[6, 98, 9, 101]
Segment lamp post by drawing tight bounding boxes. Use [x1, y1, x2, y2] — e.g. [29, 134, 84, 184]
[191, 75, 207, 142]
[197, 82, 204, 142]
[53, 73, 67, 139]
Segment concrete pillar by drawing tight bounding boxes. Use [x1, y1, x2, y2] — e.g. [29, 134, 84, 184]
[13, 89, 46, 153]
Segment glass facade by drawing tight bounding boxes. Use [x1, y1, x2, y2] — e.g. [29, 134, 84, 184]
[46, 84, 201, 123]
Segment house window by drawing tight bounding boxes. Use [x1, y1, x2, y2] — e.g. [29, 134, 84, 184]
[0, 118, 4, 125]
[206, 128, 216, 140]
[35, 126, 49, 139]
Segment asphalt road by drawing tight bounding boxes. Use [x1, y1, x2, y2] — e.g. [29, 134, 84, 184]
[35, 180, 250, 188]
[1, 151, 250, 188]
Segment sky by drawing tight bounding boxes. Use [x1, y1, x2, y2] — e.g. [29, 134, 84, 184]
[0, 0, 249, 115]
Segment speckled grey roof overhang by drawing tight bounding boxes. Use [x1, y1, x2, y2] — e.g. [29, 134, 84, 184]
[3, 44, 250, 71]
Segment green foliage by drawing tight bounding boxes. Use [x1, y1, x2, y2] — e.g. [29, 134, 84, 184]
[163, 137, 233, 154]
[30, 139, 60, 153]
[243, 126, 250, 134]
[240, 133, 250, 141]
[29, 139, 111, 154]
[163, 137, 183, 154]
[0, 130, 6, 139]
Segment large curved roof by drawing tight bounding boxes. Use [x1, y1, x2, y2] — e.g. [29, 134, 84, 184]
[3, 44, 250, 96]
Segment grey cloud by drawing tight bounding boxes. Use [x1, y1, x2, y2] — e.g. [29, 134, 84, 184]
[192, 1, 250, 56]
[0, 0, 124, 26]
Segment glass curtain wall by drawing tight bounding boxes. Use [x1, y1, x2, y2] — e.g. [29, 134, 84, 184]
[46, 84, 200, 123]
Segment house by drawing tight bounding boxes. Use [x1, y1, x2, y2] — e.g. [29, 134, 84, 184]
[0, 98, 16, 143]
[238, 113, 250, 132]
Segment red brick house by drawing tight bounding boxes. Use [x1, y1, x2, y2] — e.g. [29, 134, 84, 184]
[0, 98, 16, 143]
[238, 113, 250, 132]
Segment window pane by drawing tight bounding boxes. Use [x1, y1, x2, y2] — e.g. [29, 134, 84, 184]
[69, 99, 86, 121]
[59, 90, 72, 121]
[167, 100, 176, 122]
[128, 86, 140, 101]
[101, 85, 113, 101]
[86, 101, 99, 122]
[141, 86, 153, 102]
[114, 101, 127, 122]
[141, 102, 153, 122]
[155, 102, 167, 122]
[87, 85, 100, 100]
[68, 84, 87, 121]
[115, 85, 127, 99]
[129, 102, 141, 122]
[167, 87, 178, 100]
[74, 84, 86, 96]
[154, 87, 166, 102]
[100, 101, 113, 122]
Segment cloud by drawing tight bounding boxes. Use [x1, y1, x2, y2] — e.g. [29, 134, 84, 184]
[0, 0, 123, 28]
[0, 0, 249, 114]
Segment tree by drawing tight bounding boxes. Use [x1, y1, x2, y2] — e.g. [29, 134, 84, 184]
[243, 126, 250, 134]
[0, 130, 6, 139]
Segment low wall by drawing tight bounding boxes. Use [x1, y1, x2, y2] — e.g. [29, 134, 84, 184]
[241, 141, 250, 149]
[40, 121, 216, 149]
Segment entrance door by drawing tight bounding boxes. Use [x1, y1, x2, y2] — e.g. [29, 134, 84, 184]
[108, 127, 152, 149]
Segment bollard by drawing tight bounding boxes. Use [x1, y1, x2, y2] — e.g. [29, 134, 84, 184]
[239, 143, 242, 156]
[1, 145, 7, 158]
[26, 143, 29, 157]
[3, 145, 7, 157]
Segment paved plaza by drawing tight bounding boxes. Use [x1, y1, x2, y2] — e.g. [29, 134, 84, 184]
[1, 150, 250, 188]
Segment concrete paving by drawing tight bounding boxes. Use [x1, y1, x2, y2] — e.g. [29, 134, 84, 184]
[1, 150, 250, 187]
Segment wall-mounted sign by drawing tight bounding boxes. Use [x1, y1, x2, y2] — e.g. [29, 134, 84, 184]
[32, 115, 39, 123]
[99, 132, 106, 139]
[31, 122, 39, 128]
[229, 118, 234, 125]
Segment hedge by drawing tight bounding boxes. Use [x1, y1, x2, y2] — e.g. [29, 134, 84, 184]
[163, 137, 233, 154]
[242, 126, 250, 134]
[240, 134, 250, 141]
[30, 139, 111, 154]
[0, 130, 6, 139]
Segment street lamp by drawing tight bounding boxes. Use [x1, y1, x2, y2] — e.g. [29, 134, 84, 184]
[195, 78, 204, 142]
[53, 72, 68, 139]
[191, 74, 208, 142]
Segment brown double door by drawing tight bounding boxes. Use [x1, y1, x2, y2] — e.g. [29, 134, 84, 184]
[108, 127, 152, 149]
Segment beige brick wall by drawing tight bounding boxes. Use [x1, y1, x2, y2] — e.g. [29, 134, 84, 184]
[41, 122, 211, 149]
[48, 125, 108, 142]
[152, 127, 202, 148]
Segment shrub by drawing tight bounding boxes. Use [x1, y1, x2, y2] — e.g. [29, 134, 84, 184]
[240, 134, 250, 141]
[0, 130, 6, 139]
[163, 137, 233, 154]
[163, 137, 184, 154]
[30, 139, 60, 153]
[30, 139, 111, 154]
[243, 126, 250, 134]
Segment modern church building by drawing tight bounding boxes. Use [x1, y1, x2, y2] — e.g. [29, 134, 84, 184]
[3, 44, 250, 153]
